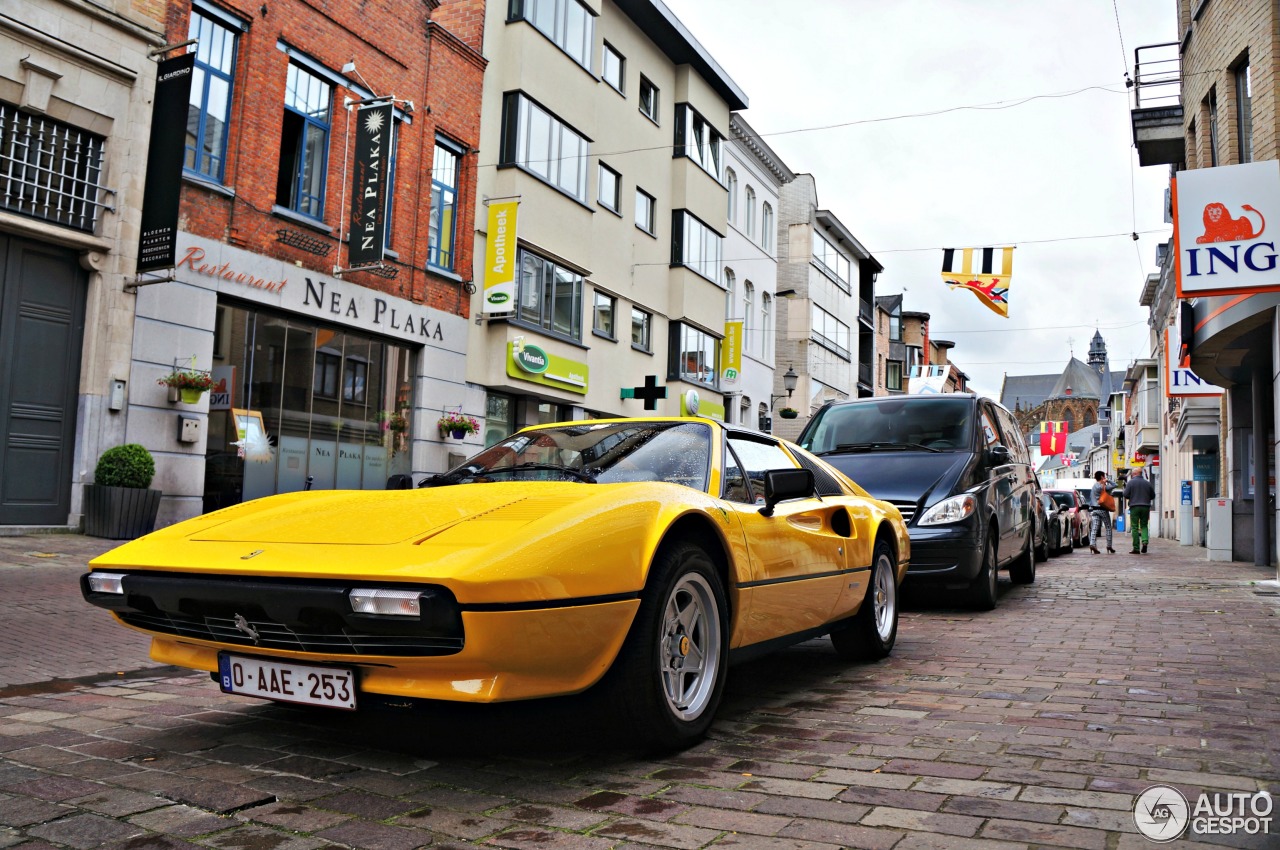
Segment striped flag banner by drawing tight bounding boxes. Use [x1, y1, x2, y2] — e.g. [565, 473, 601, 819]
[1039, 420, 1068, 456]
[942, 247, 1014, 318]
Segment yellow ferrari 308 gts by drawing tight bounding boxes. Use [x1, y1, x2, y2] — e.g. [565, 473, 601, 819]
[83, 417, 909, 748]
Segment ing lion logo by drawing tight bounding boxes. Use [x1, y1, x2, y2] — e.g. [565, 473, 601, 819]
[1197, 202, 1266, 243]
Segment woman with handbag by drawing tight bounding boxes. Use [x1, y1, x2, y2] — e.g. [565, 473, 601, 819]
[1088, 470, 1116, 553]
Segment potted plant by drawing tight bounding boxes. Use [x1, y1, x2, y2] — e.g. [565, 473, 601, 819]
[778, 407, 800, 419]
[83, 443, 162, 539]
[438, 411, 480, 440]
[158, 368, 214, 404]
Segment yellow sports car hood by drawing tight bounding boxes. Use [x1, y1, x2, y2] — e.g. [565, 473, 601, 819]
[185, 488, 539, 545]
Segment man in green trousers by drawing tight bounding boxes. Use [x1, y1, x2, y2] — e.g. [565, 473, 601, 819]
[1123, 468, 1156, 553]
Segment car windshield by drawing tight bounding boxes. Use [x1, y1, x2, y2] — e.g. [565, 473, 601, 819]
[1048, 491, 1076, 509]
[424, 421, 712, 489]
[799, 397, 974, 455]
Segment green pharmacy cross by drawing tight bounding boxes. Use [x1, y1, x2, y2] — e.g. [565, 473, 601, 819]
[621, 375, 667, 410]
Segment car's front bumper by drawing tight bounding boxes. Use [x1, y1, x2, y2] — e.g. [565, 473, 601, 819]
[902, 523, 984, 589]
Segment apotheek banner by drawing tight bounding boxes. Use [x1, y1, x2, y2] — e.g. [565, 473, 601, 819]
[348, 101, 393, 267]
[137, 52, 195, 271]
[483, 201, 519, 312]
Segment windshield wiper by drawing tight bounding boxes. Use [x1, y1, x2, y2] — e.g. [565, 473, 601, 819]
[481, 462, 598, 483]
[821, 441, 941, 454]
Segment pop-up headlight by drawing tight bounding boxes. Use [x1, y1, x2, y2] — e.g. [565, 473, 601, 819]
[349, 588, 423, 617]
[87, 572, 127, 594]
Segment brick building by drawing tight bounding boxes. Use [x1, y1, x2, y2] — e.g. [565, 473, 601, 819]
[0, 2, 166, 530]
[123, 0, 485, 525]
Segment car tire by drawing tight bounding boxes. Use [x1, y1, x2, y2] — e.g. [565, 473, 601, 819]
[1064, 525, 1074, 553]
[600, 540, 728, 751]
[1034, 520, 1049, 563]
[1049, 525, 1060, 557]
[1009, 528, 1036, 585]
[968, 530, 999, 611]
[831, 538, 898, 661]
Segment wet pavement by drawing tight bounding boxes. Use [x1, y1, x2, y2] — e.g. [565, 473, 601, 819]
[1, 532, 1277, 849]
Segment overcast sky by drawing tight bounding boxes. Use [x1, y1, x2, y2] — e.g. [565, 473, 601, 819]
[665, 0, 1177, 398]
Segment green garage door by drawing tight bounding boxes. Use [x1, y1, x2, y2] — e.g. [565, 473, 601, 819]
[0, 236, 86, 526]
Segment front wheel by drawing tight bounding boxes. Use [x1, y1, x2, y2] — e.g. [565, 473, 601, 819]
[831, 539, 898, 660]
[968, 531, 999, 611]
[1009, 528, 1036, 585]
[599, 541, 728, 750]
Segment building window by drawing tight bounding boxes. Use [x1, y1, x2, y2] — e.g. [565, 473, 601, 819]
[743, 281, 754, 356]
[384, 119, 401, 249]
[632, 307, 652, 351]
[744, 186, 755, 238]
[762, 293, 772, 360]
[343, 357, 367, 403]
[593, 291, 615, 338]
[597, 162, 620, 212]
[674, 104, 722, 180]
[0, 102, 106, 232]
[277, 63, 332, 219]
[185, 10, 238, 182]
[812, 230, 851, 290]
[509, 0, 594, 70]
[886, 360, 902, 391]
[429, 138, 461, 270]
[634, 188, 655, 234]
[761, 202, 773, 252]
[723, 268, 736, 319]
[889, 310, 901, 341]
[669, 322, 719, 388]
[811, 304, 850, 359]
[725, 168, 737, 223]
[516, 247, 583, 340]
[1236, 62, 1252, 163]
[671, 209, 723, 284]
[501, 92, 589, 202]
[639, 76, 659, 122]
[1207, 87, 1219, 167]
[602, 42, 624, 93]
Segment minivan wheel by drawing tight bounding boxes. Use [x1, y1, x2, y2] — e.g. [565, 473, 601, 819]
[1009, 528, 1036, 585]
[968, 531, 998, 611]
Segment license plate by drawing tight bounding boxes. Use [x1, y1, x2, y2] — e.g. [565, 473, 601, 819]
[217, 653, 356, 710]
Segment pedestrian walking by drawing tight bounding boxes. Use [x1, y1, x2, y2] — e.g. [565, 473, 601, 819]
[1124, 467, 1156, 553]
[1088, 470, 1115, 554]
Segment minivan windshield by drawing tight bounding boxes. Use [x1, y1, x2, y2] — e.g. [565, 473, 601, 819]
[799, 397, 975, 455]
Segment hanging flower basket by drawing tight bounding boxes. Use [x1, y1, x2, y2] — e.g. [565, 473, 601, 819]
[438, 411, 479, 439]
[778, 407, 800, 419]
[158, 368, 213, 403]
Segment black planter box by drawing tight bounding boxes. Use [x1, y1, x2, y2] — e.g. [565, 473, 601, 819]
[83, 484, 162, 540]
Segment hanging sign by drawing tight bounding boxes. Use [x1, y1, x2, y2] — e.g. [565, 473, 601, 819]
[1175, 160, 1280, 297]
[483, 201, 519, 312]
[348, 101, 393, 266]
[1164, 328, 1224, 396]
[137, 52, 196, 271]
[721, 320, 742, 387]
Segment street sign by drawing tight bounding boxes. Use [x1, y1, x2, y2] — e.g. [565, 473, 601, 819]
[1181, 481, 1192, 505]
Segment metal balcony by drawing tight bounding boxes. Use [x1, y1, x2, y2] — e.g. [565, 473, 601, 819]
[1131, 42, 1184, 166]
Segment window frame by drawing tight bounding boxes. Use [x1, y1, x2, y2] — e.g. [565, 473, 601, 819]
[725, 168, 737, 224]
[671, 209, 723, 285]
[811, 229, 852, 291]
[428, 136, 463, 271]
[634, 187, 656, 235]
[1235, 61, 1252, 163]
[811, 303, 851, 360]
[631, 306, 653, 352]
[597, 161, 621, 213]
[744, 186, 755, 238]
[761, 201, 773, 252]
[185, 8, 241, 183]
[886, 360, 903, 391]
[514, 246, 584, 342]
[673, 103, 723, 181]
[668, 321, 721, 390]
[602, 41, 625, 93]
[639, 76, 659, 123]
[278, 62, 333, 220]
[500, 91, 591, 203]
[592, 290, 616, 339]
[508, 0, 595, 71]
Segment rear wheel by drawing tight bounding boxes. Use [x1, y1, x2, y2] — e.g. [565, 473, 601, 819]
[1034, 519, 1049, 562]
[831, 539, 898, 660]
[968, 531, 999, 611]
[599, 541, 727, 750]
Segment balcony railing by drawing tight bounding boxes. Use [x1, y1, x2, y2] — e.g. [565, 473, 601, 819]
[858, 362, 872, 387]
[1131, 42, 1185, 166]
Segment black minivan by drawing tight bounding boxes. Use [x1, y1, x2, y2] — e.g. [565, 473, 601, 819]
[796, 393, 1038, 609]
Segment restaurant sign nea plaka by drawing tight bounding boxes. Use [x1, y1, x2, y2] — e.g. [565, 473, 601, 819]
[1175, 160, 1280, 298]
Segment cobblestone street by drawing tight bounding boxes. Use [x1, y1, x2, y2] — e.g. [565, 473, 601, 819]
[1, 533, 1277, 849]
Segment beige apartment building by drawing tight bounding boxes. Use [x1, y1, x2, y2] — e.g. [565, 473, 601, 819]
[467, 0, 747, 439]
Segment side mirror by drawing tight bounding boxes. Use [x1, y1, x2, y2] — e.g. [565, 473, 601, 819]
[759, 468, 816, 516]
[386, 474, 414, 490]
[987, 444, 1011, 465]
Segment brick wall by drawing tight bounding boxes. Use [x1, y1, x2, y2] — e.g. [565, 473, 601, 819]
[169, 0, 486, 318]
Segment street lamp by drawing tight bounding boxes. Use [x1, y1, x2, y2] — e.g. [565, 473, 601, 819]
[770, 365, 798, 409]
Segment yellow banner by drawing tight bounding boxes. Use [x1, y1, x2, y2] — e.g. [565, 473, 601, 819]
[721, 320, 742, 387]
[483, 201, 518, 313]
